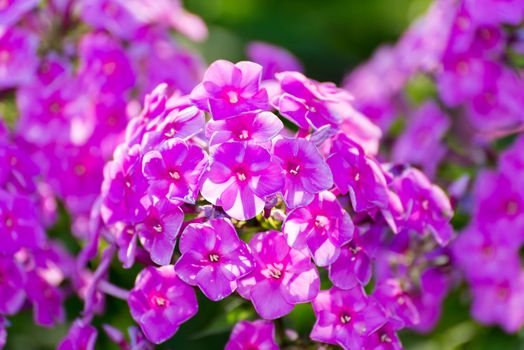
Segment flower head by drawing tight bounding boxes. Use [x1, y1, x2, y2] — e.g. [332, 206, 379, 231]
[283, 191, 354, 266]
[0, 190, 45, 254]
[101, 144, 149, 225]
[327, 133, 389, 212]
[225, 320, 279, 350]
[128, 266, 198, 344]
[238, 230, 320, 320]
[142, 138, 208, 204]
[206, 111, 283, 146]
[190, 60, 269, 120]
[276, 71, 353, 129]
[273, 138, 333, 209]
[0, 27, 38, 89]
[390, 168, 453, 246]
[58, 319, 97, 350]
[175, 218, 254, 301]
[310, 286, 386, 350]
[136, 199, 184, 265]
[201, 142, 283, 220]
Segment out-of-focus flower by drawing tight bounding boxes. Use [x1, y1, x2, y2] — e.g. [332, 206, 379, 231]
[57, 319, 97, 350]
[392, 101, 450, 178]
[0, 255, 26, 315]
[247, 41, 303, 81]
[0, 190, 45, 254]
[0, 0, 40, 27]
[0, 27, 38, 89]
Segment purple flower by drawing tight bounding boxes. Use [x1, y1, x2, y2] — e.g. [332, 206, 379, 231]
[470, 273, 524, 333]
[225, 320, 279, 350]
[436, 54, 497, 107]
[327, 134, 389, 212]
[373, 279, 420, 328]
[310, 286, 386, 350]
[0, 0, 39, 26]
[392, 101, 450, 178]
[237, 230, 319, 320]
[175, 218, 254, 301]
[0, 27, 38, 89]
[101, 144, 149, 225]
[80, 0, 145, 40]
[0, 141, 38, 193]
[276, 71, 353, 129]
[136, 199, 184, 266]
[0, 190, 45, 254]
[129, 28, 205, 96]
[206, 111, 283, 146]
[201, 142, 283, 220]
[342, 46, 403, 130]
[58, 319, 97, 350]
[282, 191, 354, 266]
[410, 267, 451, 332]
[328, 235, 372, 290]
[26, 270, 65, 327]
[337, 107, 382, 156]
[78, 32, 136, 95]
[273, 138, 333, 209]
[364, 324, 403, 350]
[190, 60, 269, 120]
[464, 0, 524, 25]
[128, 266, 198, 344]
[452, 224, 520, 282]
[142, 106, 205, 151]
[247, 41, 303, 80]
[464, 66, 524, 137]
[0, 255, 26, 315]
[142, 139, 208, 204]
[390, 168, 454, 246]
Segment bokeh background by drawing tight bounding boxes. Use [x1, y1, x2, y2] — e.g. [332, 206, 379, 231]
[6, 1, 524, 349]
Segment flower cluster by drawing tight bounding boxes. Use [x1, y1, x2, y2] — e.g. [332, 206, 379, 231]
[344, 0, 524, 334]
[95, 58, 453, 349]
[4, 0, 206, 240]
[0, 118, 73, 335]
[453, 136, 524, 332]
[0, 0, 207, 348]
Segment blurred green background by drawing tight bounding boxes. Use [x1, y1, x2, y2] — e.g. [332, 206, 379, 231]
[184, 0, 433, 83]
[7, 1, 524, 349]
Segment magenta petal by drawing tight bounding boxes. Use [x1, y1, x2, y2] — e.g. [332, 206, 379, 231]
[196, 265, 236, 301]
[175, 251, 204, 285]
[307, 232, 340, 267]
[282, 265, 320, 304]
[251, 279, 294, 320]
[278, 93, 310, 129]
